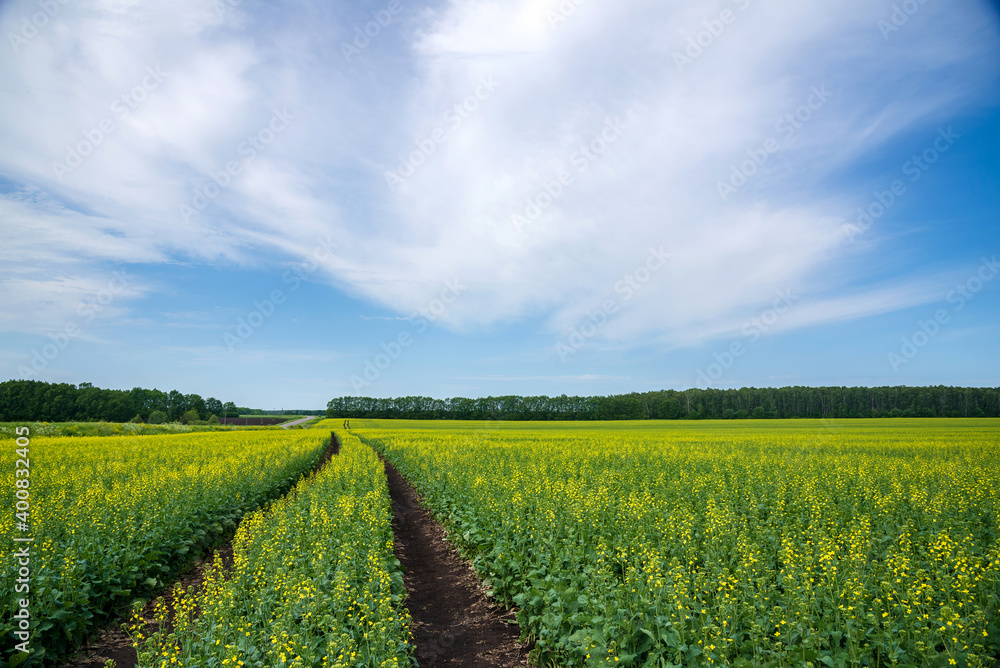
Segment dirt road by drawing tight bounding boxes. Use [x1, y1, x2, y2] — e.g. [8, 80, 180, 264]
[280, 415, 317, 428]
[382, 457, 532, 667]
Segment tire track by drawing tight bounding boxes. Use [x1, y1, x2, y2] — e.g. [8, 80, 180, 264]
[380, 454, 532, 667]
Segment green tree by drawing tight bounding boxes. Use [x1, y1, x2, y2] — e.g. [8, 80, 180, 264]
[148, 410, 167, 424]
[186, 394, 207, 420]
[205, 397, 223, 417]
[167, 390, 185, 421]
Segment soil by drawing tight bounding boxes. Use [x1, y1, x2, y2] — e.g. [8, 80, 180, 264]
[382, 457, 533, 667]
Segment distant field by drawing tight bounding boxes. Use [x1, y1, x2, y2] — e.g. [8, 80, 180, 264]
[0, 421, 246, 439]
[359, 418, 1000, 667]
[326, 415, 1000, 435]
[0, 417, 323, 440]
[236, 414, 313, 419]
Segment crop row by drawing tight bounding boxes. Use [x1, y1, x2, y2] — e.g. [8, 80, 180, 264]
[360, 421, 1000, 667]
[132, 431, 411, 668]
[1, 430, 329, 665]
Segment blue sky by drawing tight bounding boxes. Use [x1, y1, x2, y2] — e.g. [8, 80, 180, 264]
[1, 0, 998, 409]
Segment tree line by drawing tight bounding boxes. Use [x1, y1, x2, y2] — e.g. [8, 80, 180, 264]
[0, 380, 248, 423]
[327, 386, 1000, 420]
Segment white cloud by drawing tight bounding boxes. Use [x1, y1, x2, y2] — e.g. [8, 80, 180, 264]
[1, 0, 997, 347]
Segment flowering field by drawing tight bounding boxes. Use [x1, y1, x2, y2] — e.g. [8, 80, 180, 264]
[358, 419, 1000, 667]
[132, 431, 410, 668]
[0, 429, 328, 665]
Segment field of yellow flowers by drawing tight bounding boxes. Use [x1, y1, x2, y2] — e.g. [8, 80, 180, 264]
[132, 430, 411, 668]
[0, 429, 329, 665]
[358, 418, 1000, 667]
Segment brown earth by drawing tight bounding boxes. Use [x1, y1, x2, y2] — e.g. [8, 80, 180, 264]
[381, 457, 533, 667]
